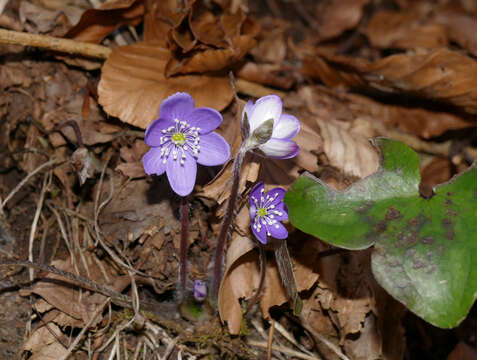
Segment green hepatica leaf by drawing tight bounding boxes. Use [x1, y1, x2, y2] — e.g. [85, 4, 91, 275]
[284, 138, 477, 328]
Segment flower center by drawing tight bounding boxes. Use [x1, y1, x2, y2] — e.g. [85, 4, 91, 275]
[159, 118, 201, 165]
[257, 207, 268, 217]
[171, 132, 187, 145]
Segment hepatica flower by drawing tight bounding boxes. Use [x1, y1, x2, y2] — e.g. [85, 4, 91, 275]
[249, 182, 289, 244]
[143, 92, 230, 196]
[193, 279, 207, 302]
[242, 95, 300, 159]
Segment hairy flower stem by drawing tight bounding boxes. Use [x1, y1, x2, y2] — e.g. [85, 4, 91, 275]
[179, 196, 189, 300]
[212, 145, 248, 300]
[274, 240, 302, 315]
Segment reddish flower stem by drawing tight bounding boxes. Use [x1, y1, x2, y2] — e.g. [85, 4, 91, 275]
[179, 196, 189, 299]
[212, 145, 247, 300]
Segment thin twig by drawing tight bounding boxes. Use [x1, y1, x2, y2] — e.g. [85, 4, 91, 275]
[0, 158, 63, 211]
[267, 319, 275, 360]
[179, 196, 189, 300]
[247, 340, 321, 360]
[28, 172, 50, 280]
[0, 28, 111, 59]
[300, 316, 351, 360]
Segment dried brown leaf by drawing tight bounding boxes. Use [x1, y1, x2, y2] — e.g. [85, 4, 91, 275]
[218, 218, 319, 334]
[98, 42, 233, 129]
[165, 35, 256, 76]
[23, 323, 68, 360]
[315, 0, 371, 41]
[303, 48, 477, 115]
[65, 0, 144, 43]
[301, 85, 471, 139]
[189, 1, 227, 48]
[366, 10, 448, 50]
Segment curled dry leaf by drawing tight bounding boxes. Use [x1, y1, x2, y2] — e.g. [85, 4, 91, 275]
[65, 0, 144, 43]
[23, 323, 68, 360]
[218, 224, 319, 334]
[303, 48, 477, 115]
[26, 253, 120, 326]
[165, 35, 257, 76]
[300, 85, 471, 139]
[98, 42, 233, 129]
[366, 10, 448, 50]
[315, 0, 371, 41]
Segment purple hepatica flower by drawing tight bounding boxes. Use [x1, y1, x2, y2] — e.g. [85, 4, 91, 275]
[249, 182, 289, 244]
[242, 95, 300, 159]
[143, 92, 231, 196]
[193, 279, 207, 301]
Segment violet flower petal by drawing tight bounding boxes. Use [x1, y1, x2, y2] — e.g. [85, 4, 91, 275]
[166, 151, 197, 196]
[269, 203, 288, 222]
[193, 280, 207, 301]
[185, 108, 222, 134]
[251, 219, 268, 244]
[250, 181, 264, 198]
[268, 221, 288, 239]
[196, 132, 231, 166]
[144, 118, 175, 146]
[247, 95, 282, 134]
[258, 138, 299, 159]
[142, 147, 167, 176]
[159, 92, 195, 122]
[266, 187, 286, 205]
[273, 114, 300, 140]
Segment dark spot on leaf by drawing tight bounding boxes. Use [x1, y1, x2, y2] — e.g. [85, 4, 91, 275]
[386, 206, 401, 221]
[356, 201, 373, 215]
[445, 230, 455, 240]
[447, 192, 453, 196]
[445, 198, 453, 206]
[375, 220, 387, 233]
[474, 190, 477, 197]
[442, 218, 453, 228]
[404, 232, 418, 246]
[408, 214, 427, 229]
[413, 259, 427, 269]
[421, 236, 434, 245]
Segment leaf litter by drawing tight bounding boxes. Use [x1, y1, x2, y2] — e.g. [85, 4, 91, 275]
[0, 0, 476, 359]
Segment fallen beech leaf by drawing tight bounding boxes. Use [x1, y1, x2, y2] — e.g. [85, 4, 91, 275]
[65, 0, 144, 44]
[249, 17, 289, 64]
[317, 116, 379, 178]
[315, 0, 371, 41]
[303, 48, 477, 115]
[366, 10, 448, 50]
[218, 228, 319, 334]
[165, 35, 256, 76]
[435, 8, 477, 57]
[23, 323, 68, 360]
[189, 1, 227, 48]
[300, 86, 471, 139]
[98, 42, 233, 129]
[237, 62, 295, 90]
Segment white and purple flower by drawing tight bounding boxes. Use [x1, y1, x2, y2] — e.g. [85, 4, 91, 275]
[143, 92, 231, 196]
[193, 279, 207, 302]
[249, 182, 289, 244]
[242, 95, 300, 159]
